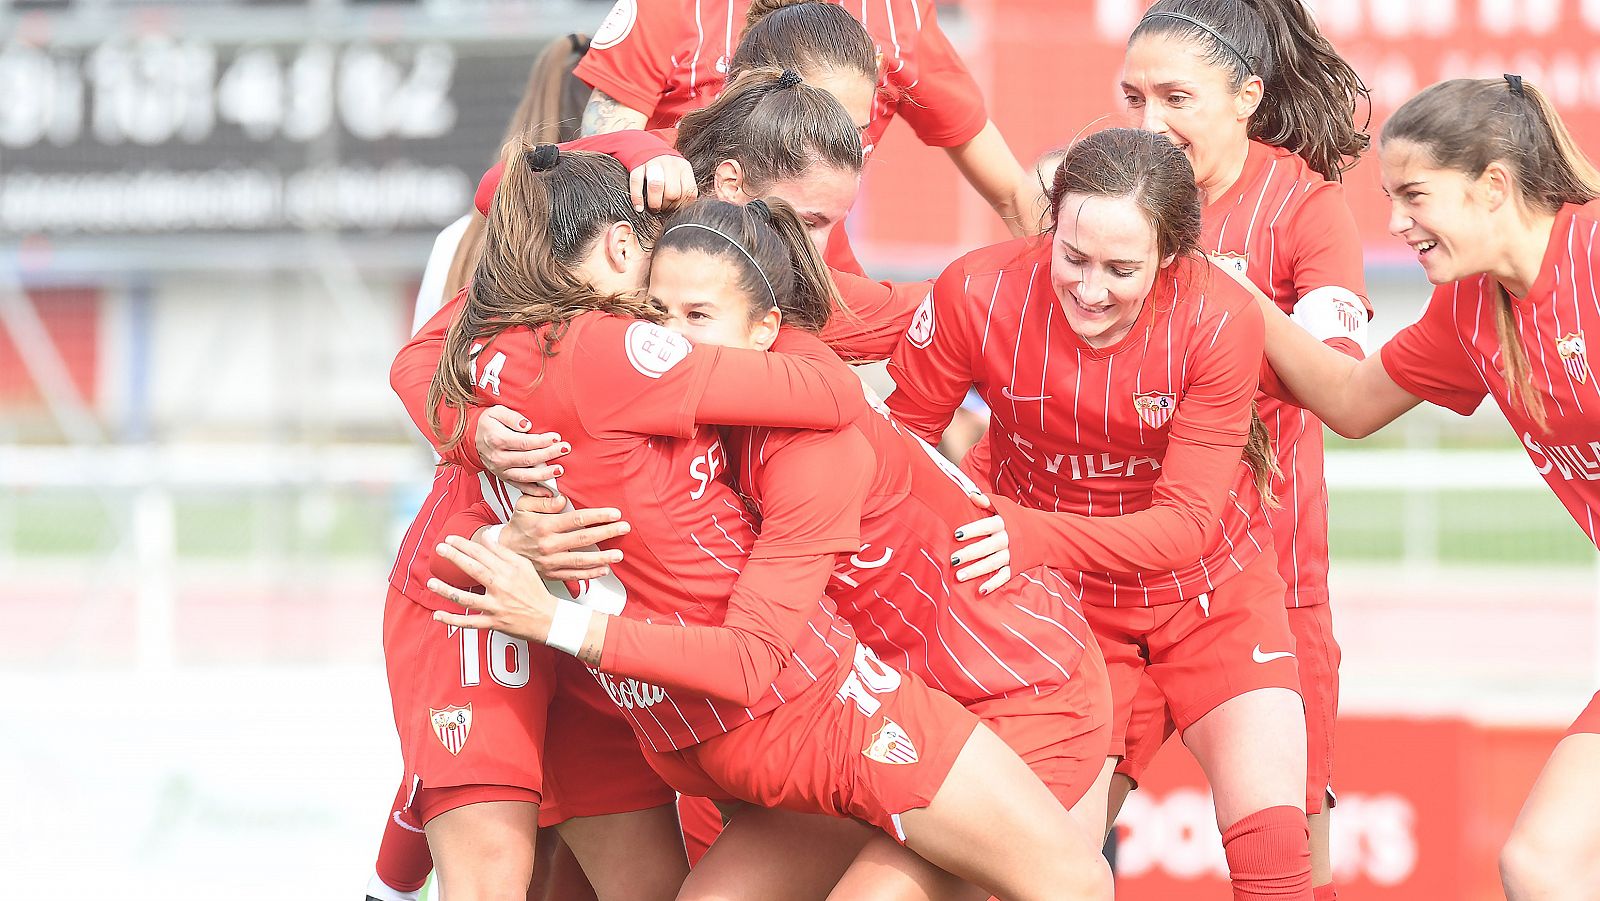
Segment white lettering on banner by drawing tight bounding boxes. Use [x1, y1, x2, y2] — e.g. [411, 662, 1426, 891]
[1523, 432, 1600, 481]
[596, 671, 668, 710]
[689, 442, 725, 501]
[1117, 788, 1418, 886]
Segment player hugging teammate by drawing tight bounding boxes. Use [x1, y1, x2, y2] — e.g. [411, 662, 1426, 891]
[365, 1, 1600, 900]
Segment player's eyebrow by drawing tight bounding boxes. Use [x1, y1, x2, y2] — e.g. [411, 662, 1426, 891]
[1063, 241, 1143, 269]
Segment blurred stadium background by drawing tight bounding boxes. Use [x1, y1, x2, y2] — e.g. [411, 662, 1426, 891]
[1, 0, 1597, 898]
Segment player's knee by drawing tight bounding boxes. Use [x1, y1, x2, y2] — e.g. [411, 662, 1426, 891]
[1500, 823, 1580, 898]
[1037, 854, 1114, 901]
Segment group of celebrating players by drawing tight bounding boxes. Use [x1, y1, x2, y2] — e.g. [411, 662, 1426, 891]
[363, 0, 1600, 899]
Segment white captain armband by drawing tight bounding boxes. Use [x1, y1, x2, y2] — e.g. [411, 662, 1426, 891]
[547, 598, 596, 657]
[1290, 286, 1370, 354]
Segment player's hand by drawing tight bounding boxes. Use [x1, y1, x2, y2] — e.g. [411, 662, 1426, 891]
[499, 493, 629, 581]
[951, 493, 1012, 595]
[475, 406, 570, 493]
[630, 154, 697, 212]
[429, 535, 558, 642]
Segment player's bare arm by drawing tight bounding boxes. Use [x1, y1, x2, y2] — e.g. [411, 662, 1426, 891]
[581, 88, 649, 136]
[944, 121, 1036, 237]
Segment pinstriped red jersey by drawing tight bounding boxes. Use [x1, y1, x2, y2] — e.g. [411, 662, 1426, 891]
[1383, 200, 1600, 549]
[1205, 141, 1370, 608]
[574, 0, 988, 158]
[388, 306, 863, 751]
[887, 238, 1273, 608]
[726, 383, 1094, 705]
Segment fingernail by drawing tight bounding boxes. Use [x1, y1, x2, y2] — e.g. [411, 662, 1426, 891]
[953, 530, 965, 540]
[618, 522, 630, 533]
[559, 443, 571, 454]
[553, 465, 564, 477]
[950, 555, 960, 566]
[518, 419, 531, 430]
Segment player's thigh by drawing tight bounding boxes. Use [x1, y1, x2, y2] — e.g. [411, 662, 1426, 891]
[425, 799, 541, 901]
[826, 834, 988, 901]
[556, 803, 688, 901]
[681, 807, 872, 901]
[1180, 687, 1307, 828]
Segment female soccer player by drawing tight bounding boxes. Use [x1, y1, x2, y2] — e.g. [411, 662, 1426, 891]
[1235, 75, 1600, 901]
[1112, 2, 1372, 893]
[888, 127, 1316, 900]
[435, 196, 1117, 899]
[574, 0, 1037, 239]
[417, 145, 1114, 901]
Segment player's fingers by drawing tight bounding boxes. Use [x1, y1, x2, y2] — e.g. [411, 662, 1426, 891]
[432, 610, 496, 630]
[542, 565, 614, 582]
[966, 491, 994, 511]
[482, 405, 534, 433]
[501, 464, 564, 486]
[569, 507, 627, 529]
[652, 162, 673, 210]
[950, 530, 1006, 567]
[514, 492, 568, 515]
[630, 167, 648, 212]
[978, 565, 1012, 596]
[426, 577, 487, 610]
[954, 544, 1009, 583]
[539, 549, 621, 573]
[437, 538, 495, 583]
[953, 514, 1005, 541]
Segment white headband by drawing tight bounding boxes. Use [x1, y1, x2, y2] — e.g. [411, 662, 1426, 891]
[662, 222, 778, 306]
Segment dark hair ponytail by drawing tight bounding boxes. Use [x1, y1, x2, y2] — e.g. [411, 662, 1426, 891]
[1384, 76, 1600, 431]
[1130, 0, 1370, 181]
[428, 142, 664, 450]
[677, 66, 864, 193]
[657, 197, 839, 333]
[735, 0, 877, 86]
[441, 34, 594, 309]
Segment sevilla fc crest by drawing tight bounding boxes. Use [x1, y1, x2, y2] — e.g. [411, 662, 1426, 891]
[1558, 331, 1588, 385]
[1133, 392, 1177, 429]
[863, 718, 919, 765]
[430, 704, 473, 756]
[1333, 298, 1366, 335]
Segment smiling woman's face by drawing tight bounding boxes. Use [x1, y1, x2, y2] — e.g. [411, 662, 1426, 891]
[1049, 192, 1171, 348]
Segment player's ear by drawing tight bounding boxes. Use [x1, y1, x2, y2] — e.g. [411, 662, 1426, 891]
[603, 221, 638, 273]
[712, 160, 745, 203]
[749, 306, 783, 351]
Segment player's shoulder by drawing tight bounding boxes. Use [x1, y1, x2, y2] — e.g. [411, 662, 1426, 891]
[944, 235, 1049, 285]
[1174, 254, 1258, 322]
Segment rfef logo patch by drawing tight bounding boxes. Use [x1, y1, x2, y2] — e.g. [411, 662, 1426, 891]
[590, 0, 637, 50]
[625, 321, 691, 379]
[905, 294, 936, 348]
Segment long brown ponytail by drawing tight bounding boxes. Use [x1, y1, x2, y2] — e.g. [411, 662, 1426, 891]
[1385, 77, 1600, 429]
[439, 34, 594, 311]
[1130, 0, 1370, 181]
[427, 143, 664, 451]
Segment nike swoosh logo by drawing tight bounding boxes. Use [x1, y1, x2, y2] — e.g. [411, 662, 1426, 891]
[1001, 387, 1052, 402]
[1252, 645, 1295, 664]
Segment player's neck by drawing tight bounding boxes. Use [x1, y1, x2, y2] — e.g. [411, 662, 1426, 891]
[1199, 141, 1252, 206]
[1490, 209, 1558, 299]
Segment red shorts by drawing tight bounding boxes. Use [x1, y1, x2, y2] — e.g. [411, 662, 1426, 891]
[677, 795, 725, 865]
[1567, 691, 1600, 737]
[384, 588, 672, 827]
[646, 643, 978, 842]
[968, 635, 1113, 810]
[1113, 601, 1336, 813]
[539, 655, 678, 827]
[1088, 552, 1300, 759]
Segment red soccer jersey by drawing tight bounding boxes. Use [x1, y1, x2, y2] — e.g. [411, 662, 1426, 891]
[388, 306, 865, 751]
[726, 384, 1095, 704]
[1382, 200, 1600, 548]
[1206, 141, 1371, 608]
[575, 0, 987, 159]
[886, 237, 1273, 607]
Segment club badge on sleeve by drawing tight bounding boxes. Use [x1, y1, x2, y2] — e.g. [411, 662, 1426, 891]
[430, 704, 473, 756]
[1558, 331, 1588, 385]
[1133, 391, 1176, 429]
